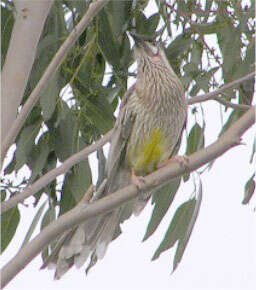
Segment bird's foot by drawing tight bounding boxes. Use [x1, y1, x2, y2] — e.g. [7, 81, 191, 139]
[131, 169, 146, 190]
[158, 155, 189, 169]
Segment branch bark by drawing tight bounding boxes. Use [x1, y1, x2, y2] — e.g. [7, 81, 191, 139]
[187, 71, 255, 105]
[1, 0, 53, 156]
[1, 0, 110, 163]
[1, 130, 113, 214]
[1, 106, 255, 288]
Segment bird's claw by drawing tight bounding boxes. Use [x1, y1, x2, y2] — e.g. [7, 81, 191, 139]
[131, 169, 146, 189]
[158, 155, 189, 169]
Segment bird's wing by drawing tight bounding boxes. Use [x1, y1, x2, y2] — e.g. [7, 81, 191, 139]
[104, 84, 136, 194]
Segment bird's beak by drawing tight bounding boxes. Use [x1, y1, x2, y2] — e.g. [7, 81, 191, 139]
[129, 32, 144, 47]
[129, 32, 153, 56]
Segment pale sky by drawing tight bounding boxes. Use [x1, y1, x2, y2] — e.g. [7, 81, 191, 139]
[1, 1, 256, 289]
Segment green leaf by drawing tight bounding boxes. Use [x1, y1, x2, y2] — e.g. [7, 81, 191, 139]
[186, 123, 205, 155]
[59, 158, 92, 215]
[15, 122, 41, 170]
[29, 134, 50, 183]
[97, 9, 121, 70]
[219, 111, 244, 137]
[152, 184, 202, 273]
[1, 206, 20, 253]
[19, 202, 46, 249]
[40, 206, 56, 263]
[105, 1, 132, 40]
[190, 21, 222, 34]
[143, 178, 181, 241]
[173, 181, 202, 272]
[40, 75, 59, 121]
[135, 11, 160, 38]
[53, 103, 78, 161]
[250, 134, 256, 164]
[216, 18, 241, 82]
[83, 89, 115, 134]
[152, 198, 196, 261]
[1, 5, 14, 66]
[242, 174, 255, 205]
[1, 190, 7, 202]
[59, 138, 92, 215]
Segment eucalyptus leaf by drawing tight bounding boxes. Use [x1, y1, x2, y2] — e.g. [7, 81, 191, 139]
[242, 174, 255, 205]
[1, 206, 20, 253]
[15, 122, 41, 170]
[1, 5, 14, 66]
[152, 199, 196, 261]
[29, 134, 50, 183]
[186, 123, 205, 156]
[41, 206, 57, 263]
[53, 103, 77, 161]
[20, 202, 46, 249]
[59, 138, 92, 215]
[143, 178, 181, 241]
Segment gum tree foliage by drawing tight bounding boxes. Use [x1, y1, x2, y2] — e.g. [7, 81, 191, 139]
[1, 0, 255, 274]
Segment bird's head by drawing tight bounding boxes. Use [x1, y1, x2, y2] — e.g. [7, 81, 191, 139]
[130, 33, 173, 75]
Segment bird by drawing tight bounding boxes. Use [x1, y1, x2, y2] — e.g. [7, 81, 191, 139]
[41, 34, 187, 279]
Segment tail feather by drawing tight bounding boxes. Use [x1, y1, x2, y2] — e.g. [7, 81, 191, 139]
[45, 165, 152, 278]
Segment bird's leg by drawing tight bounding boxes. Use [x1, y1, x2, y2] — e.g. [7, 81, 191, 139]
[158, 155, 189, 169]
[131, 169, 146, 189]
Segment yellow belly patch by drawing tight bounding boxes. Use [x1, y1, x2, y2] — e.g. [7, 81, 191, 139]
[128, 128, 166, 175]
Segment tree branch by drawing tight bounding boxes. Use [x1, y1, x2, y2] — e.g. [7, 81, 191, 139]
[1, 0, 110, 163]
[1, 0, 54, 159]
[213, 97, 251, 111]
[1, 129, 113, 214]
[1, 106, 255, 288]
[187, 71, 255, 105]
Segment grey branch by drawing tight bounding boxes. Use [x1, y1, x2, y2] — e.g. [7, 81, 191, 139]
[187, 71, 255, 105]
[1, 0, 110, 163]
[1, 0, 54, 164]
[213, 97, 251, 111]
[1, 130, 113, 214]
[1, 106, 255, 288]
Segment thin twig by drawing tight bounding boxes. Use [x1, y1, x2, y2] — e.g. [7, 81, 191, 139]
[1, 106, 255, 288]
[187, 71, 255, 105]
[1, 0, 110, 162]
[1, 130, 113, 214]
[213, 97, 251, 111]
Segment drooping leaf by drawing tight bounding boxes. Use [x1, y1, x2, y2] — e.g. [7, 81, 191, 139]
[59, 138, 92, 215]
[242, 174, 255, 205]
[40, 206, 56, 263]
[53, 102, 78, 161]
[104, 0, 132, 40]
[152, 184, 202, 274]
[186, 123, 205, 156]
[40, 75, 59, 121]
[1, 4, 14, 67]
[250, 134, 256, 164]
[143, 178, 181, 241]
[20, 201, 46, 249]
[1, 206, 20, 253]
[29, 133, 50, 183]
[173, 180, 202, 272]
[219, 111, 245, 137]
[97, 9, 121, 70]
[152, 199, 195, 261]
[15, 122, 41, 170]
